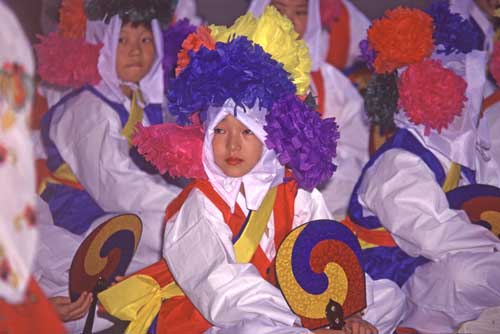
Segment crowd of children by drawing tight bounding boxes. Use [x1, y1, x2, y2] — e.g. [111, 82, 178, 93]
[2, 0, 500, 333]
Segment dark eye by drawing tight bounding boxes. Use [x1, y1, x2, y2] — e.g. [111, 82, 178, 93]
[142, 36, 153, 43]
[118, 36, 126, 44]
[214, 127, 226, 134]
[296, 10, 308, 16]
[242, 129, 254, 135]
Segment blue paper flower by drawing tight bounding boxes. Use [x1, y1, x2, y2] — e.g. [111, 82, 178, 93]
[168, 36, 296, 125]
[162, 19, 196, 93]
[426, 0, 484, 55]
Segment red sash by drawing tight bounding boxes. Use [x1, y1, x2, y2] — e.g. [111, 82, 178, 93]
[138, 179, 297, 334]
[326, 1, 350, 70]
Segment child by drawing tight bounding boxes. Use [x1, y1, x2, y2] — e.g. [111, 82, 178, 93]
[32, 1, 181, 332]
[248, 0, 370, 219]
[349, 5, 500, 333]
[101, 7, 406, 334]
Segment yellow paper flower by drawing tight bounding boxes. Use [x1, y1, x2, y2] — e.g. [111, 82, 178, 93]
[209, 6, 311, 95]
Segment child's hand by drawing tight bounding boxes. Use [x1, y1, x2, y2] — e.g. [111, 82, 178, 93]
[344, 313, 378, 334]
[49, 292, 93, 322]
[312, 329, 345, 334]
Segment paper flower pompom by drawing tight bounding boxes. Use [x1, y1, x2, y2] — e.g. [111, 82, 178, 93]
[364, 71, 399, 134]
[162, 19, 196, 90]
[264, 94, 339, 191]
[368, 7, 434, 73]
[426, 0, 484, 55]
[132, 123, 206, 179]
[176, 26, 216, 76]
[209, 6, 311, 95]
[398, 59, 467, 135]
[59, 0, 87, 38]
[168, 36, 296, 125]
[490, 41, 500, 86]
[35, 33, 102, 88]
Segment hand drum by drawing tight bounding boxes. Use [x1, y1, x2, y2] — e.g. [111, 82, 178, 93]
[275, 219, 366, 330]
[69, 214, 142, 301]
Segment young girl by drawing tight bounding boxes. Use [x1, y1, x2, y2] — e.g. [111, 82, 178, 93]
[100, 7, 406, 334]
[33, 1, 181, 332]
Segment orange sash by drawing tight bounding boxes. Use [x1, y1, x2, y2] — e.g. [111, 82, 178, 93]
[326, 2, 350, 70]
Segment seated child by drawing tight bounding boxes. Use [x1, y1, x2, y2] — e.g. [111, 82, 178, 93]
[100, 7, 406, 334]
[248, 0, 370, 219]
[32, 0, 181, 332]
[349, 5, 500, 333]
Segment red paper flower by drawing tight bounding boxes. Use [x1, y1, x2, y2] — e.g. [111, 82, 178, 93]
[132, 123, 206, 179]
[176, 26, 216, 76]
[398, 59, 467, 135]
[35, 33, 102, 88]
[368, 7, 434, 73]
[59, 0, 87, 39]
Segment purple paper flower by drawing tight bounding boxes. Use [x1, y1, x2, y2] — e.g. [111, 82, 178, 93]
[264, 94, 340, 191]
[426, 0, 484, 54]
[359, 39, 376, 70]
[168, 36, 296, 125]
[162, 18, 196, 93]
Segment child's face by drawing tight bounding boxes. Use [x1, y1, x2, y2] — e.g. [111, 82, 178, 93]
[271, 0, 308, 38]
[212, 115, 263, 178]
[115, 22, 156, 83]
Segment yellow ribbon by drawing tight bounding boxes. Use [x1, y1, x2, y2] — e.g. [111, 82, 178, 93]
[98, 187, 278, 333]
[442, 162, 461, 193]
[234, 186, 277, 263]
[98, 275, 183, 334]
[121, 90, 144, 145]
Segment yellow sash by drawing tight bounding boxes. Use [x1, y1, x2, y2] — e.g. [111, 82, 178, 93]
[98, 187, 278, 334]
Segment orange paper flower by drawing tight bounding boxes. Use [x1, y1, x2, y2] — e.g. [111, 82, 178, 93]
[59, 0, 87, 39]
[368, 7, 434, 73]
[176, 26, 216, 76]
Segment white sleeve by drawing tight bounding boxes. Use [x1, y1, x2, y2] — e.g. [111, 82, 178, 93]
[49, 91, 180, 213]
[358, 149, 500, 260]
[163, 189, 309, 334]
[318, 64, 369, 219]
[293, 188, 333, 228]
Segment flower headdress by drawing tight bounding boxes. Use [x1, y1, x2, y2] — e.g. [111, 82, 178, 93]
[134, 6, 340, 191]
[361, 2, 485, 135]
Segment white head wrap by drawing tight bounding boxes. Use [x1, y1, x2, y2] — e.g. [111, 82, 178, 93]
[202, 99, 285, 212]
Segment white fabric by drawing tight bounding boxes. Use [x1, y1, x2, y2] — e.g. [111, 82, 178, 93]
[476, 81, 500, 187]
[314, 63, 369, 219]
[164, 187, 406, 334]
[202, 99, 285, 213]
[357, 147, 500, 332]
[175, 0, 203, 25]
[394, 50, 488, 170]
[0, 1, 36, 304]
